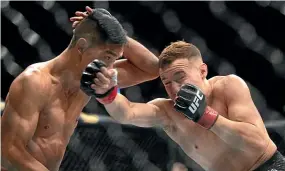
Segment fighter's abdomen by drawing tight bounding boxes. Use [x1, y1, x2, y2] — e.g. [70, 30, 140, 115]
[165, 120, 263, 171]
[26, 136, 68, 171]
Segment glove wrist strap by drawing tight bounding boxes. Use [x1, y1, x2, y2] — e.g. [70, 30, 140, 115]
[96, 86, 118, 104]
[197, 106, 219, 129]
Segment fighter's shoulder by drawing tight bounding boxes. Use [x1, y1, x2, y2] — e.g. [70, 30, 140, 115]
[10, 63, 49, 94]
[223, 75, 248, 91]
[211, 75, 250, 101]
[210, 74, 247, 89]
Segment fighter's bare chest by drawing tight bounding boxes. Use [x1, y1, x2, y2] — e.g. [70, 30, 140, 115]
[35, 86, 90, 140]
[163, 93, 228, 152]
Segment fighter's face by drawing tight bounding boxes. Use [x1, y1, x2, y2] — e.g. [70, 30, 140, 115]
[82, 43, 124, 68]
[159, 58, 204, 101]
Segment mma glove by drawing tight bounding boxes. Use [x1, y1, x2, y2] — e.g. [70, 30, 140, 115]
[174, 84, 219, 129]
[80, 60, 118, 104]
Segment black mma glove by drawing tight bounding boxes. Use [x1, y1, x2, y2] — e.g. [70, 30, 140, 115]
[174, 84, 219, 129]
[80, 60, 118, 104]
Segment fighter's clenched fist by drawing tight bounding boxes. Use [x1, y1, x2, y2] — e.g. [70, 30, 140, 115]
[80, 60, 118, 104]
[2, 4, 160, 171]
[174, 84, 219, 129]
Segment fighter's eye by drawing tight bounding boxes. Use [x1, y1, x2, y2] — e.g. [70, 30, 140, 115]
[175, 76, 185, 83]
[164, 81, 171, 85]
[106, 56, 111, 60]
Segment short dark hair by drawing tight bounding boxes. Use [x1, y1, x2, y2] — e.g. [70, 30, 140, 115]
[69, 8, 127, 48]
[158, 41, 201, 68]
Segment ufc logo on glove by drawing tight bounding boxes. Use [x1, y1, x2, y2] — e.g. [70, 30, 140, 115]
[174, 84, 219, 129]
[188, 91, 204, 114]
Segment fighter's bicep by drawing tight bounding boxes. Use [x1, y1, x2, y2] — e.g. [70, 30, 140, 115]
[114, 59, 153, 88]
[2, 101, 40, 147]
[227, 101, 260, 125]
[128, 98, 169, 127]
[2, 73, 44, 145]
[225, 75, 262, 125]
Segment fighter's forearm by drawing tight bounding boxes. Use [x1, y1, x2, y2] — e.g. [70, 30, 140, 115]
[3, 145, 49, 171]
[123, 37, 159, 77]
[210, 115, 267, 151]
[105, 94, 134, 124]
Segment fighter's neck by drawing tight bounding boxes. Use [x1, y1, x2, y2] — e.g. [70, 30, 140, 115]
[50, 48, 88, 82]
[203, 79, 214, 105]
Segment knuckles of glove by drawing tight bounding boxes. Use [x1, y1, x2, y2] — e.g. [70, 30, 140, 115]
[80, 60, 114, 97]
[174, 83, 207, 122]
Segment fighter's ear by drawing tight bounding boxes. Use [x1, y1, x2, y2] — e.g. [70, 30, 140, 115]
[76, 38, 89, 55]
[200, 63, 208, 79]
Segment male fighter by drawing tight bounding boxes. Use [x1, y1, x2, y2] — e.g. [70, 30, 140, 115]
[1, 7, 159, 171]
[82, 41, 285, 171]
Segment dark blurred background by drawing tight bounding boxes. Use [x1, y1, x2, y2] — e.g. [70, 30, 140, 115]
[1, 1, 285, 171]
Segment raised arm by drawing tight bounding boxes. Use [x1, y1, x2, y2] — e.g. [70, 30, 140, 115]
[70, 7, 159, 88]
[1, 73, 49, 171]
[114, 37, 159, 88]
[174, 75, 270, 153]
[105, 95, 169, 127]
[210, 75, 270, 151]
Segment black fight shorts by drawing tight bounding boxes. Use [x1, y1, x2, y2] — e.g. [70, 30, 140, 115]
[254, 150, 285, 171]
